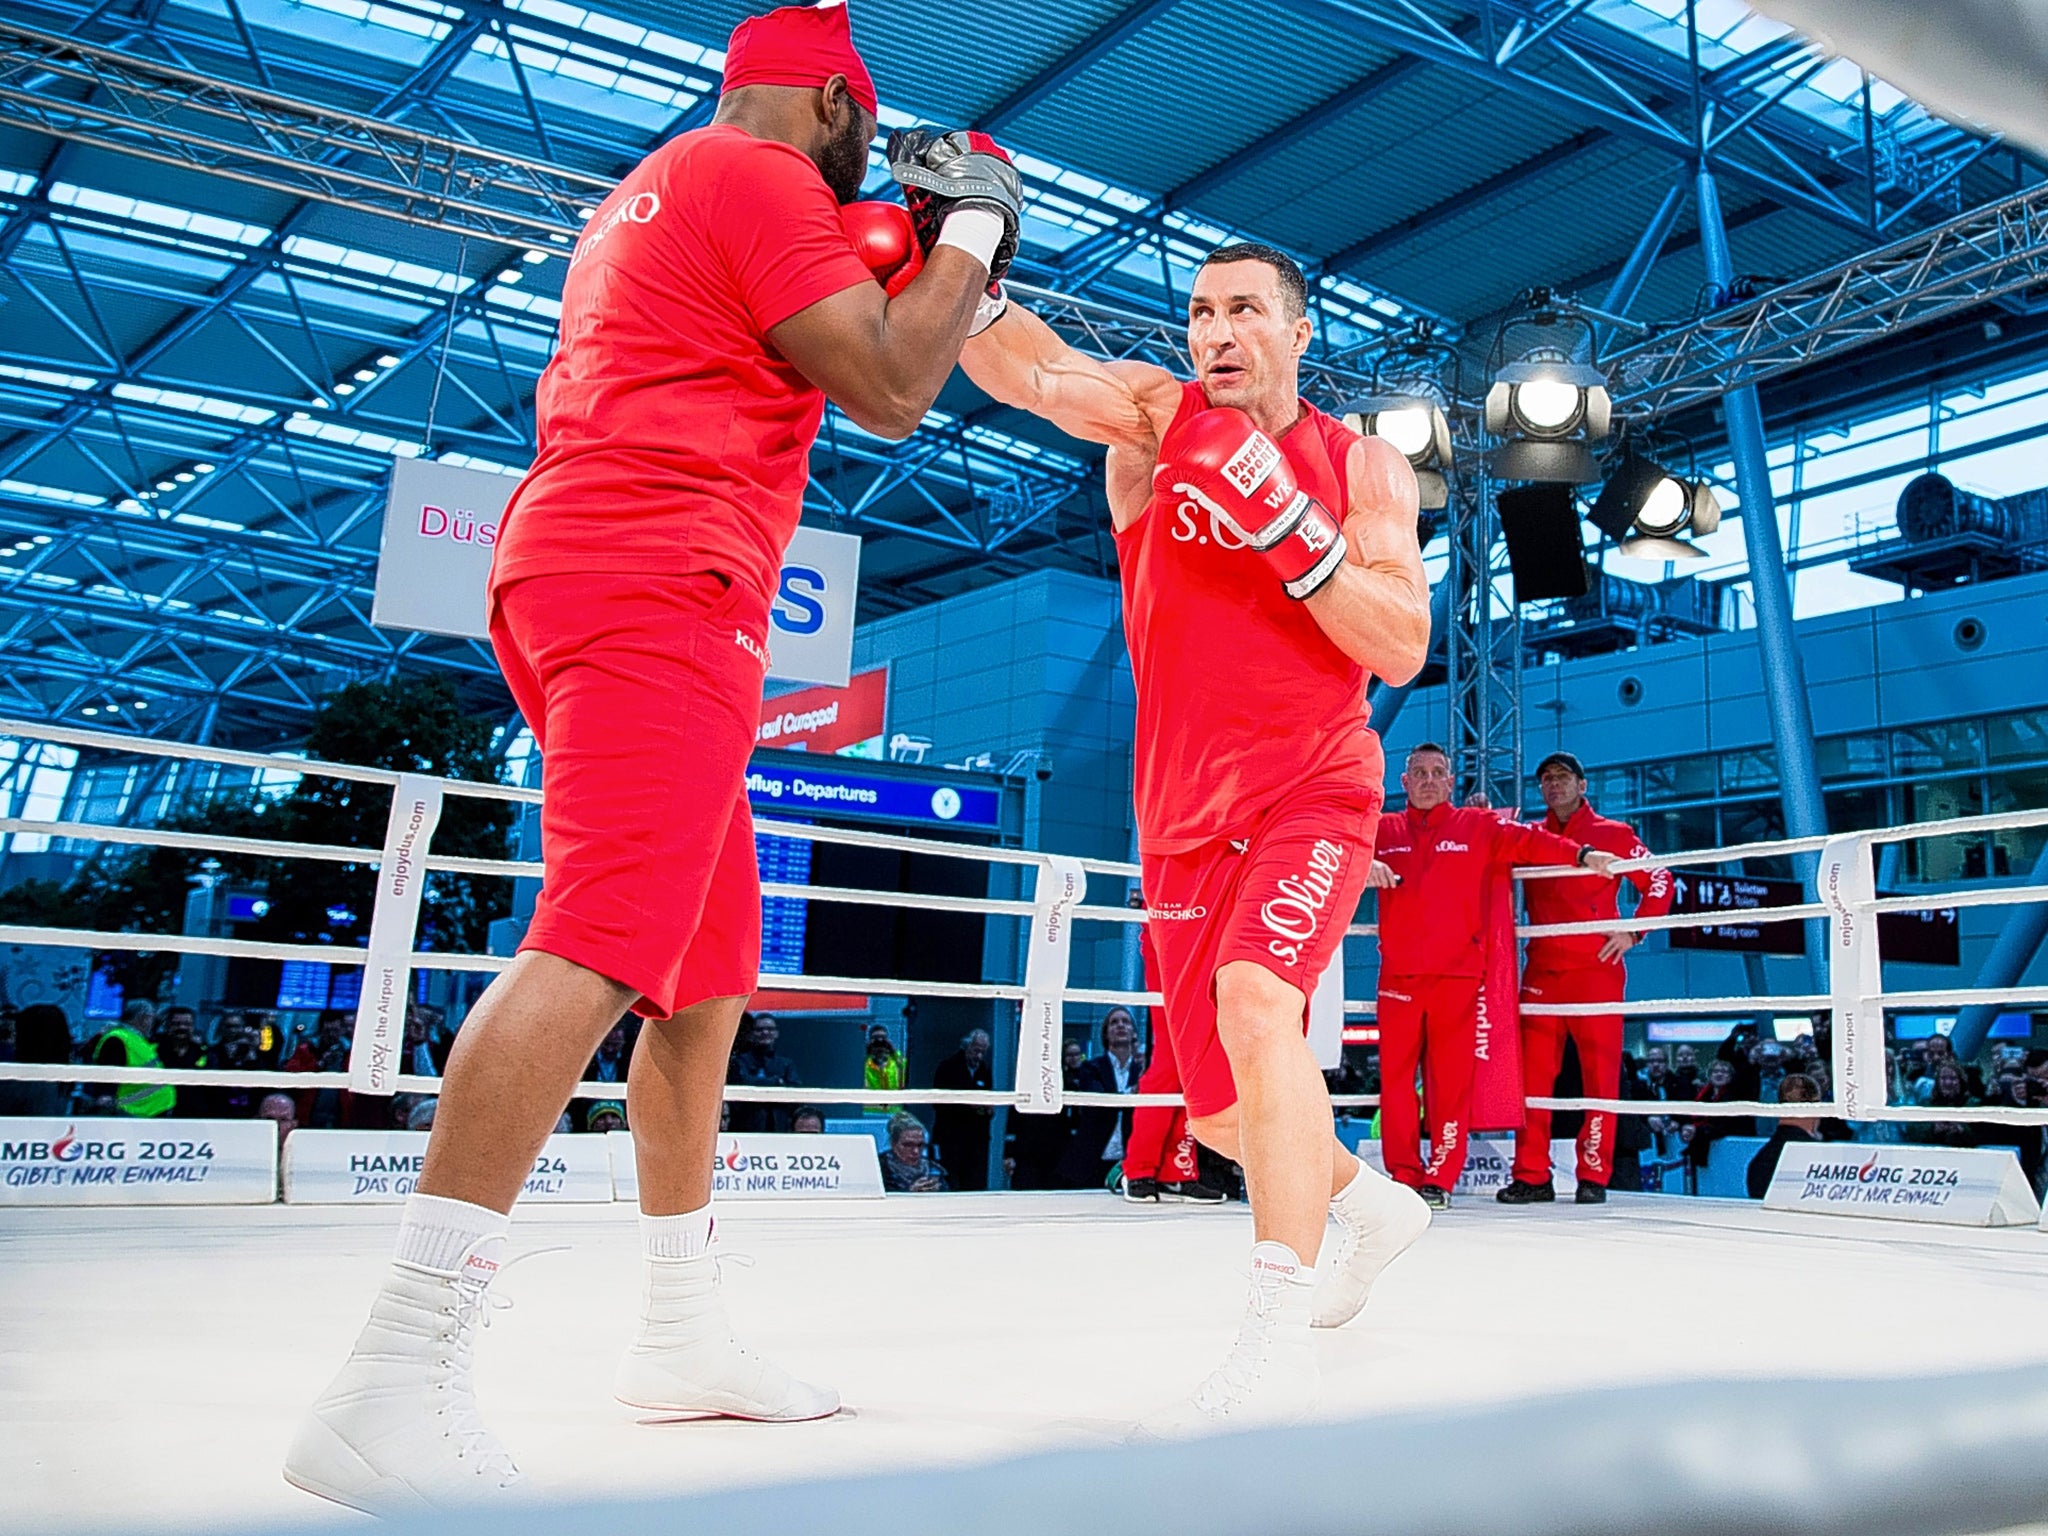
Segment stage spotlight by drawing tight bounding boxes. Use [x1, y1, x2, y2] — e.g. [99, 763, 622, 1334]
[1343, 395, 1452, 510]
[1483, 355, 1611, 484]
[1590, 452, 1722, 558]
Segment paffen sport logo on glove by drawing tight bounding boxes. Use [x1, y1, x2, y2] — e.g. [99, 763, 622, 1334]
[1221, 430, 1281, 498]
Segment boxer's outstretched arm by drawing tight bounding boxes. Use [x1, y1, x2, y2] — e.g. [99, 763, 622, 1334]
[1302, 437, 1431, 683]
[770, 246, 993, 440]
[959, 302, 1178, 449]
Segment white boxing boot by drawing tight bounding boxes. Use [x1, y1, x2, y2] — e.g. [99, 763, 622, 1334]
[1133, 1241, 1320, 1441]
[1310, 1158, 1432, 1329]
[282, 1233, 522, 1514]
[613, 1249, 840, 1421]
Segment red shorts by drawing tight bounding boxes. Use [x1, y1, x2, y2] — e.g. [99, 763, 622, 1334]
[1141, 783, 1379, 1119]
[489, 571, 769, 1020]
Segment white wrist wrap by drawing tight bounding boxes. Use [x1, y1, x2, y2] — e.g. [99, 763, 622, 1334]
[936, 206, 1005, 271]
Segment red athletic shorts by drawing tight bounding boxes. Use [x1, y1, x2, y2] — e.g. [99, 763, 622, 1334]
[489, 570, 769, 1020]
[1141, 783, 1379, 1118]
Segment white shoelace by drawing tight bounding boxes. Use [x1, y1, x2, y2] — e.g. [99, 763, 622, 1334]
[1190, 1280, 1286, 1417]
[430, 1249, 560, 1485]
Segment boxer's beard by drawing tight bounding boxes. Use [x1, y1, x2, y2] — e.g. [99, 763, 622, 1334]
[819, 105, 871, 205]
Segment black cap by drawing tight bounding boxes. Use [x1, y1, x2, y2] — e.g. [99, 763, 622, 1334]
[1536, 751, 1585, 780]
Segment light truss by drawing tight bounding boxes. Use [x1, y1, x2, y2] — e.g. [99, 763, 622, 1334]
[0, 19, 609, 252]
[1278, 0, 2020, 248]
[1608, 178, 2048, 418]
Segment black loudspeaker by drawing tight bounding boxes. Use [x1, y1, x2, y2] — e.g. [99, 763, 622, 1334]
[1497, 483, 1590, 602]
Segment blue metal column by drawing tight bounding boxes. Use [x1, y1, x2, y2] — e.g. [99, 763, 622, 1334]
[1695, 166, 1829, 847]
[1602, 178, 1688, 321]
[1951, 841, 2048, 1063]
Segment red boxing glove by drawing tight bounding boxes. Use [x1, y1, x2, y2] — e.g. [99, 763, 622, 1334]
[840, 201, 925, 298]
[1172, 408, 1349, 600]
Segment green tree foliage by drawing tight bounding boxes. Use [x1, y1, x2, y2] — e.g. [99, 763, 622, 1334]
[7, 676, 515, 1001]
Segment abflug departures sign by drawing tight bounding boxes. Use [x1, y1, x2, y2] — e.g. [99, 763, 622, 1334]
[744, 759, 1000, 830]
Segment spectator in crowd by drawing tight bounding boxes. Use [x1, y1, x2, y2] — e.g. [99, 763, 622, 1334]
[1907, 1060, 1978, 1147]
[1909, 1034, 1956, 1104]
[931, 1029, 995, 1192]
[402, 1005, 449, 1079]
[1681, 1057, 1754, 1172]
[2025, 1049, 2048, 1094]
[790, 1106, 825, 1134]
[1975, 1074, 2045, 1196]
[727, 1013, 799, 1132]
[1745, 1073, 1827, 1198]
[1065, 1008, 1142, 1190]
[259, 1092, 299, 1143]
[94, 1002, 173, 1119]
[863, 1024, 905, 1115]
[154, 1008, 213, 1117]
[577, 1020, 636, 1132]
[881, 1111, 948, 1193]
[1007, 1040, 1085, 1189]
[1610, 1052, 1656, 1193]
[1671, 1044, 1701, 1097]
[1752, 1039, 1789, 1106]
[0, 1003, 75, 1117]
[201, 1012, 274, 1120]
[284, 1009, 354, 1130]
[586, 1100, 627, 1135]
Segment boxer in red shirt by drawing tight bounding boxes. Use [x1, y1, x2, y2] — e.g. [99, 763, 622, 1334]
[289, 5, 1023, 1512]
[1499, 750, 1673, 1206]
[964, 241, 1434, 1433]
[1365, 744, 1615, 1208]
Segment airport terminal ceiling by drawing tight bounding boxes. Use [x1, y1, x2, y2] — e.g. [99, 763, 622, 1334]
[0, 0, 2044, 747]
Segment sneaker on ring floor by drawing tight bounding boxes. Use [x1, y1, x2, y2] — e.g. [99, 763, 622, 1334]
[1309, 1161, 1433, 1330]
[614, 1249, 840, 1422]
[1495, 1178, 1556, 1205]
[283, 1236, 523, 1515]
[1418, 1185, 1452, 1212]
[1133, 1242, 1319, 1442]
[1574, 1181, 1608, 1205]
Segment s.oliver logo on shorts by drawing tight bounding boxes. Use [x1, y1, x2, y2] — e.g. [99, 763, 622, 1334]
[1262, 838, 1345, 967]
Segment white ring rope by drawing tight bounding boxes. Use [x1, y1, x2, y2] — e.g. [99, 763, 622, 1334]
[1, 717, 2044, 1130]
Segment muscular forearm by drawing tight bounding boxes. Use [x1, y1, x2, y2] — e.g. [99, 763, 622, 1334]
[862, 246, 989, 434]
[1302, 561, 1430, 681]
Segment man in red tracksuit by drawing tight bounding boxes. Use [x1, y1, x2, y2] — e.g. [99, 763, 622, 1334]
[1499, 751, 1674, 1206]
[1121, 928, 1226, 1203]
[1367, 744, 1613, 1209]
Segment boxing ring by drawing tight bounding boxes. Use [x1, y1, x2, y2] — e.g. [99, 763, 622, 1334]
[2, 716, 2047, 1534]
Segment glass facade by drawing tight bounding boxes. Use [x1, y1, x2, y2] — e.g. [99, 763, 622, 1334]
[1557, 705, 2048, 882]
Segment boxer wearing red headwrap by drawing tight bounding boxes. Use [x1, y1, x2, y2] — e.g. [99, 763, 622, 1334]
[287, 6, 1022, 1513]
[961, 246, 1435, 1436]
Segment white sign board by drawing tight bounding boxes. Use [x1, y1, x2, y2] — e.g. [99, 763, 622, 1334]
[1764, 1141, 2040, 1226]
[0, 1118, 277, 1205]
[1306, 958, 1344, 1071]
[372, 460, 860, 685]
[610, 1131, 884, 1202]
[283, 1130, 612, 1204]
[1355, 1137, 1579, 1197]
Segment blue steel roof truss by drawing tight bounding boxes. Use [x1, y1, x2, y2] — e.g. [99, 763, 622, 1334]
[0, 0, 2030, 746]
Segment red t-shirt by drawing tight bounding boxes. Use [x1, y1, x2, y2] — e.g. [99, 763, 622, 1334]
[1519, 800, 1675, 972]
[1373, 803, 1580, 979]
[1117, 382, 1383, 854]
[490, 125, 872, 606]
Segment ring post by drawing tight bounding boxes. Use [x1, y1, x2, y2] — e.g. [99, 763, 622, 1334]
[1015, 856, 1086, 1114]
[348, 774, 447, 1096]
[1817, 834, 1884, 1120]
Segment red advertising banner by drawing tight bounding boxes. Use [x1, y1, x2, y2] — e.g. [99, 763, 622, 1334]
[757, 667, 887, 756]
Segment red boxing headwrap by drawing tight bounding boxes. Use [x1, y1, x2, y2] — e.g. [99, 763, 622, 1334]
[722, 2, 879, 118]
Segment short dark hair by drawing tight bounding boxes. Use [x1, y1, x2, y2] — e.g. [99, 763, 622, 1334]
[1778, 1073, 1819, 1105]
[1201, 242, 1308, 320]
[1407, 742, 1450, 762]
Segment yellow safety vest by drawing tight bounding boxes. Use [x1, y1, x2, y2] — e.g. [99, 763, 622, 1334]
[98, 1026, 175, 1118]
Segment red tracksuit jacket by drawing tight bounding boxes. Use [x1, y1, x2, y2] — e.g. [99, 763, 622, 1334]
[1520, 801, 1674, 973]
[1374, 804, 1583, 979]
